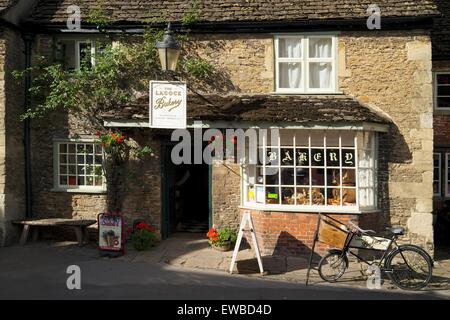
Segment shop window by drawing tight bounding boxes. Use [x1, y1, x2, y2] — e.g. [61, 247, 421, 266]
[434, 153, 441, 197]
[274, 35, 337, 93]
[243, 130, 378, 212]
[435, 73, 450, 110]
[53, 140, 105, 192]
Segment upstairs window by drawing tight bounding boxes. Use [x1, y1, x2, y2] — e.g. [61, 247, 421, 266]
[56, 39, 106, 70]
[435, 73, 450, 110]
[274, 35, 337, 93]
[434, 153, 441, 197]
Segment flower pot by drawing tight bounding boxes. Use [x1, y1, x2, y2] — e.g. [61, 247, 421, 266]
[211, 241, 232, 252]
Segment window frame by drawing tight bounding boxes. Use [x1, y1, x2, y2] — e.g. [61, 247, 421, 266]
[241, 130, 378, 213]
[52, 138, 106, 193]
[434, 153, 442, 197]
[274, 34, 339, 94]
[446, 153, 450, 198]
[434, 72, 450, 111]
[75, 40, 96, 69]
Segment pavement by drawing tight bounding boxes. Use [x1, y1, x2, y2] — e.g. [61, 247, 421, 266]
[0, 233, 449, 300]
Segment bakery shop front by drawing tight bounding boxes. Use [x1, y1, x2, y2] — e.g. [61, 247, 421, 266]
[103, 93, 390, 256]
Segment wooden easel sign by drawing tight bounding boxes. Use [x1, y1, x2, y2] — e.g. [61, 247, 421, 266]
[229, 211, 264, 275]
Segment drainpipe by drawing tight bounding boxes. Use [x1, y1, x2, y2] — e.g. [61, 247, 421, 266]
[23, 33, 33, 218]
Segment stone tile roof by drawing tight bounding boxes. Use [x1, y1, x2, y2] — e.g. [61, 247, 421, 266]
[101, 94, 392, 125]
[28, 0, 439, 25]
[433, 0, 450, 59]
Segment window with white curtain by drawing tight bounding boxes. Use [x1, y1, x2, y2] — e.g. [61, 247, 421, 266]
[274, 35, 337, 93]
[242, 130, 378, 212]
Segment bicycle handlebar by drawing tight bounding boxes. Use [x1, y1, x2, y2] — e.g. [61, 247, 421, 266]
[348, 220, 376, 235]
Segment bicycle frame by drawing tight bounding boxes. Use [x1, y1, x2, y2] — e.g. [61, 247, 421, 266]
[339, 231, 399, 271]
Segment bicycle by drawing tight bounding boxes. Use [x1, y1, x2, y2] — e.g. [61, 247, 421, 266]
[317, 220, 433, 291]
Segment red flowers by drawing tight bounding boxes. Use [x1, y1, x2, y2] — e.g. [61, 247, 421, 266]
[206, 227, 219, 243]
[135, 222, 156, 233]
[96, 130, 126, 148]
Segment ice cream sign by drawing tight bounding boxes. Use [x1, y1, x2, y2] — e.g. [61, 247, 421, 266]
[149, 81, 187, 129]
[98, 213, 124, 254]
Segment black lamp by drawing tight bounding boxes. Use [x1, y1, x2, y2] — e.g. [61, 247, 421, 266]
[155, 23, 181, 72]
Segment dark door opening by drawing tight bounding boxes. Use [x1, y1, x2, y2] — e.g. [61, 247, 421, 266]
[162, 142, 211, 238]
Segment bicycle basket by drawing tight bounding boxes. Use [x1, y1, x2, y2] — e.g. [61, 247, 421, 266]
[317, 217, 350, 249]
[348, 235, 390, 251]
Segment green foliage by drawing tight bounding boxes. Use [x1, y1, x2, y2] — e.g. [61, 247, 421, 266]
[181, 0, 202, 26]
[134, 146, 154, 160]
[217, 228, 237, 245]
[181, 57, 213, 78]
[86, 0, 113, 30]
[131, 229, 157, 251]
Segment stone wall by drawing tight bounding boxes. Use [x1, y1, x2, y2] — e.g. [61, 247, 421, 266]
[28, 31, 435, 253]
[0, 26, 26, 246]
[211, 161, 241, 230]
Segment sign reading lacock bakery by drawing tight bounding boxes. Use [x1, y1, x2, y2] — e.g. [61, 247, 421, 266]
[149, 81, 187, 129]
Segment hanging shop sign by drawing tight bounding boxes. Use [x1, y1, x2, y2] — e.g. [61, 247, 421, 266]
[149, 81, 187, 129]
[98, 212, 125, 256]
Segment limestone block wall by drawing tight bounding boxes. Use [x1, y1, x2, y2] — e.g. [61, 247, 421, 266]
[0, 27, 26, 246]
[28, 31, 435, 251]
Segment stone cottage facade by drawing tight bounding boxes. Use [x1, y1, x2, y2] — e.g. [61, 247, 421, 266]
[0, 0, 444, 256]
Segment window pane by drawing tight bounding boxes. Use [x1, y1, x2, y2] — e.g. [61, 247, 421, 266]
[60, 155, 67, 164]
[60, 165, 67, 174]
[437, 86, 450, 96]
[86, 176, 94, 186]
[341, 132, 355, 147]
[77, 144, 85, 153]
[311, 168, 325, 186]
[326, 149, 340, 167]
[266, 148, 279, 166]
[281, 168, 295, 185]
[265, 167, 279, 185]
[279, 63, 302, 89]
[437, 74, 450, 84]
[309, 38, 332, 58]
[309, 62, 332, 89]
[79, 42, 92, 68]
[280, 130, 295, 146]
[342, 169, 356, 187]
[281, 187, 295, 205]
[327, 188, 341, 206]
[68, 144, 76, 153]
[312, 188, 325, 205]
[327, 169, 340, 186]
[86, 144, 94, 153]
[280, 148, 294, 166]
[59, 176, 67, 185]
[59, 144, 67, 153]
[343, 189, 357, 206]
[311, 149, 325, 166]
[294, 132, 309, 147]
[342, 149, 356, 167]
[296, 187, 310, 205]
[78, 176, 85, 186]
[68, 176, 77, 186]
[266, 187, 280, 204]
[296, 168, 310, 185]
[296, 149, 309, 166]
[68, 154, 76, 164]
[437, 97, 450, 109]
[433, 182, 440, 195]
[326, 134, 339, 147]
[278, 38, 302, 58]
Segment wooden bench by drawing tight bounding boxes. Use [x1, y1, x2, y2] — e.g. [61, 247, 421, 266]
[12, 218, 97, 246]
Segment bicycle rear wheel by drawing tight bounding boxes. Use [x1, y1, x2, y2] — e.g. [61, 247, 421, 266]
[384, 245, 432, 290]
[318, 251, 348, 282]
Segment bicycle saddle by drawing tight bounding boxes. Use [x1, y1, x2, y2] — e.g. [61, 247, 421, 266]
[387, 226, 405, 235]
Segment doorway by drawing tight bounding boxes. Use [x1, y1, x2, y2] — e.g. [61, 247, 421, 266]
[161, 142, 211, 239]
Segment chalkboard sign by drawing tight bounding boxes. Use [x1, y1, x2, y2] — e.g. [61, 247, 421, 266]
[98, 213, 125, 257]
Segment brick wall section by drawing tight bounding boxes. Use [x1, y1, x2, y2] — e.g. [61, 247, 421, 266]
[242, 210, 381, 256]
[0, 27, 26, 246]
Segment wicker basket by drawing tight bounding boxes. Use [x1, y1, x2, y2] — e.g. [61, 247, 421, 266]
[317, 217, 350, 249]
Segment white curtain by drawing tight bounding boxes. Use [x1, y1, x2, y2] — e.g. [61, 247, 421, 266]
[279, 38, 302, 89]
[309, 38, 332, 89]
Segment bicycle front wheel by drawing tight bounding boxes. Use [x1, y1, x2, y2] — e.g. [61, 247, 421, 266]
[384, 245, 433, 291]
[318, 251, 348, 282]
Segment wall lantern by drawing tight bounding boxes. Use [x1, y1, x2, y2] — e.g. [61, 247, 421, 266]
[155, 23, 181, 72]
